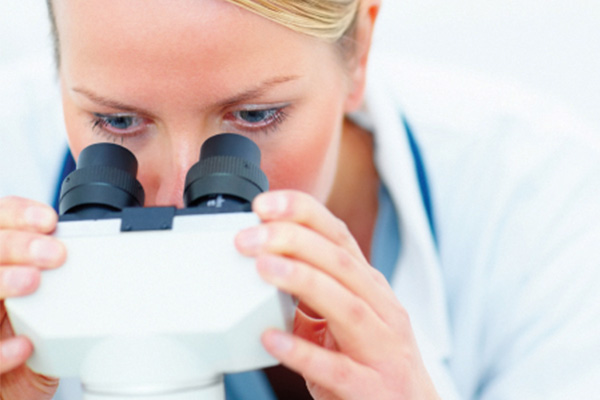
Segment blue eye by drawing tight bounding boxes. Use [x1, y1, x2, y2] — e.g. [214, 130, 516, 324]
[93, 113, 144, 131]
[228, 106, 289, 134]
[91, 113, 147, 140]
[235, 109, 278, 124]
[103, 115, 136, 130]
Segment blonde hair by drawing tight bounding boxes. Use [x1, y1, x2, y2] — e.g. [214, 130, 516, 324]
[223, 0, 359, 42]
[46, 0, 361, 64]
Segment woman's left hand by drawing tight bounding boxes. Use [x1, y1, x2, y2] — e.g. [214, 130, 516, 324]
[235, 190, 440, 400]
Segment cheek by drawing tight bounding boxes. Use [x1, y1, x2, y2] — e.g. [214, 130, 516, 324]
[262, 112, 342, 203]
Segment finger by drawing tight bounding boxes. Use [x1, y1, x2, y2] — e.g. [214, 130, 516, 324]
[237, 221, 400, 323]
[0, 230, 66, 268]
[252, 191, 366, 262]
[256, 254, 390, 360]
[0, 336, 33, 375]
[0, 267, 41, 299]
[0, 197, 57, 233]
[262, 329, 374, 400]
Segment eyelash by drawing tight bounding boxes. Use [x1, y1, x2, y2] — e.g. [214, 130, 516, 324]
[90, 105, 290, 142]
[90, 113, 146, 143]
[227, 107, 289, 135]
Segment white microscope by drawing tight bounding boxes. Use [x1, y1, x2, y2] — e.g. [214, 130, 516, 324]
[5, 134, 294, 400]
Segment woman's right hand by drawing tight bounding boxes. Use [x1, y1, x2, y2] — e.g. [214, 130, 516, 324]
[0, 196, 66, 400]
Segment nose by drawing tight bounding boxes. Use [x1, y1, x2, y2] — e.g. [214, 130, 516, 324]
[151, 143, 200, 208]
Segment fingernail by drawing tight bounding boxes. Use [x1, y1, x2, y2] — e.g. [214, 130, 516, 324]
[30, 238, 63, 264]
[1, 339, 24, 360]
[24, 206, 55, 230]
[265, 330, 293, 354]
[237, 226, 268, 250]
[260, 256, 293, 278]
[4, 269, 37, 293]
[255, 193, 288, 216]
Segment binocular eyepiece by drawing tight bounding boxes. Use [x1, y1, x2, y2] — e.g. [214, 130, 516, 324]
[59, 133, 268, 218]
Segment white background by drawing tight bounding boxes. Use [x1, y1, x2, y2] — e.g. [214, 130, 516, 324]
[374, 1, 600, 129]
[1, 0, 600, 130]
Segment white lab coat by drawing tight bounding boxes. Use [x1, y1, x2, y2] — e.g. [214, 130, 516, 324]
[368, 57, 600, 398]
[1, 55, 600, 399]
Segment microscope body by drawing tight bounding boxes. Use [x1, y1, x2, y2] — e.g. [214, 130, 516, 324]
[5, 134, 294, 399]
[7, 210, 294, 399]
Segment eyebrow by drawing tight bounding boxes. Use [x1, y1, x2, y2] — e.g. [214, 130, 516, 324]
[71, 87, 150, 114]
[71, 75, 300, 114]
[216, 75, 300, 108]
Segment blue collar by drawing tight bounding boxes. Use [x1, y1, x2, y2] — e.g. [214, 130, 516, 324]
[404, 118, 437, 245]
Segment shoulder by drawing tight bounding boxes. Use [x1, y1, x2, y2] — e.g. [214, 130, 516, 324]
[372, 56, 600, 398]
[370, 55, 600, 255]
[371, 55, 600, 269]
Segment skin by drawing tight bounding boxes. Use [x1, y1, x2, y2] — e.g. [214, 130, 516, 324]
[0, 0, 440, 398]
[60, 0, 349, 208]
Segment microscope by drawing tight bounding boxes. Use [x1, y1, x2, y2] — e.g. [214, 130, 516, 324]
[5, 133, 294, 399]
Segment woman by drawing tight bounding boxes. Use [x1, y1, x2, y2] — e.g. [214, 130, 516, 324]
[2, 0, 600, 399]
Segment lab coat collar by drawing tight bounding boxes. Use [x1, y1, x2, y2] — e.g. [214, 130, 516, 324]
[361, 60, 453, 366]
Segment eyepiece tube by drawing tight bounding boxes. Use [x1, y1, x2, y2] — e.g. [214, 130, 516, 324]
[184, 134, 268, 211]
[59, 143, 145, 218]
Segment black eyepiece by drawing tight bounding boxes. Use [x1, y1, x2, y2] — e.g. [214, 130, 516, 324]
[59, 134, 266, 218]
[59, 143, 145, 217]
[184, 133, 268, 210]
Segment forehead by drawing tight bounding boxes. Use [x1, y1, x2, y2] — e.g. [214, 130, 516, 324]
[54, 0, 336, 104]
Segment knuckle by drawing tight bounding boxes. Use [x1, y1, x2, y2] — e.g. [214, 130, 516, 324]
[369, 268, 388, 286]
[0, 231, 48, 266]
[0, 196, 23, 225]
[294, 345, 315, 372]
[284, 191, 300, 214]
[295, 264, 317, 293]
[268, 222, 296, 252]
[390, 303, 411, 330]
[336, 218, 350, 238]
[0, 195, 25, 208]
[0, 230, 18, 264]
[330, 362, 353, 387]
[336, 248, 354, 272]
[0, 231, 7, 262]
[0, 196, 56, 232]
[285, 191, 312, 224]
[347, 300, 369, 324]
[0, 267, 41, 298]
[0, 196, 30, 216]
[334, 219, 355, 248]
